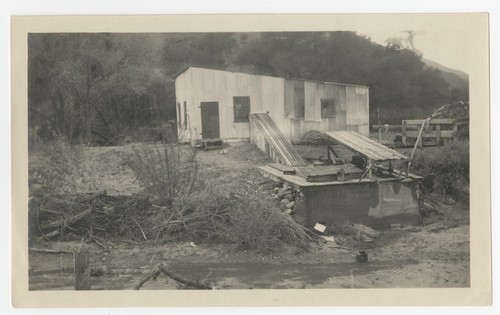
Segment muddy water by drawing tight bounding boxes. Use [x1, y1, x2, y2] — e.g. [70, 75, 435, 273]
[29, 259, 418, 290]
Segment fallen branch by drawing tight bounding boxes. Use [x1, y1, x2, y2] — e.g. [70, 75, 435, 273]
[89, 236, 109, 250]
[134, 270, 161, 290]
[132, 217, 147, 240]
[157, 264, 212, 290]
[40, 206, 92, 231]
[29, 247, 74, 254]
[42, 229, 60, 239]
[303, 227, 326, 245]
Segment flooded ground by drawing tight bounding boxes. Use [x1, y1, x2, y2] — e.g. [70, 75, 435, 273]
[29, 223, 470, 290]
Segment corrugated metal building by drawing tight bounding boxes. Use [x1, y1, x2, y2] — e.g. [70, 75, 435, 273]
[175, 66, 369, 144]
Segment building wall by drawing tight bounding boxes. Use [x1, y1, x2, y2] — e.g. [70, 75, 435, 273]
[176, 67, 285, 142]
[282, 80, 369, 141]
[296, 181, 419, 228]
[175, 67, 369, 142]
[346, 86, 370, 136]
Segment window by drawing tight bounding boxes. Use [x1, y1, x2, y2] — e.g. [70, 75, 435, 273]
[233, 96, 250, 123]
[321, 98, 337, 118]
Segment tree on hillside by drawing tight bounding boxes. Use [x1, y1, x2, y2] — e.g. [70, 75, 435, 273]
[29, 33, 168, 145]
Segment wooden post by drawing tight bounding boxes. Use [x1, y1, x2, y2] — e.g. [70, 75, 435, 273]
[74, 250, 90, 290]
[377, 107, 382, 144]
[402, 120, 407, 146]
[453, 121, 458, 142]
[418, 122, 424, 148]
[435, 124, 440, 146]
[368, 159, 373, 180]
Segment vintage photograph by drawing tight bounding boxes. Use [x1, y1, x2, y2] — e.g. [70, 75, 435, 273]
[26, 29, 473, 291]
[10, 13, 490, 306]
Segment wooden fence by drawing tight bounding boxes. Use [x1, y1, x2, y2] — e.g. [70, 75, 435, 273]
[373, 118, 469, 147]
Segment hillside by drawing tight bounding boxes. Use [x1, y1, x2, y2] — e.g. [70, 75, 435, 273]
[422, 58, 469, 81]
[29, 32, 470, 144]
[423, 58, 469, 101]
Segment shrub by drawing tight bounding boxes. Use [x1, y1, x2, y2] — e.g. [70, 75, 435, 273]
[30, 138, 101, 194]
[155, 185, 312, 252]
[130, 146, 312, 252]
[411, 140, 469, 200]
[130, 143, 198, 206]
[225, 191, 311, 251]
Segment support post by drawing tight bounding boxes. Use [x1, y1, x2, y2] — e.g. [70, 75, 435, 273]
[453, 122, 458, 142]
[402, 120, 407, 146]
[368, 159, 373, 180]
[74, 250, 90, 290]
[436, 124, 441, 146]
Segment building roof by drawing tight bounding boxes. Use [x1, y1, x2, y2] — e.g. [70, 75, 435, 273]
[174, 66, 370, 89]
[323, 131, 409, 162]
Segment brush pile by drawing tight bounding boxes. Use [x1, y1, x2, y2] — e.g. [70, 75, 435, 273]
[29, 192, 153, 245]
[29, 185, 319, 252]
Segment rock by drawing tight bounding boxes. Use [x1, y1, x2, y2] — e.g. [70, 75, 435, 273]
[425, 222, 447, 232]
[355, 251, 368, 263]
[404, 226, 422, 232]
[343, 224, 379, 238]
[444, 197, 456, 205]
[284, 209, 292, 214]
[285, 201, 296, 209]
[280, 199, 290, 206]
[320, 235, 335, 243]
[360, 234, 374, 243]
[342, 224, 379, 242]
[277, 188, 292, 198]
[284, 194, 294, 202]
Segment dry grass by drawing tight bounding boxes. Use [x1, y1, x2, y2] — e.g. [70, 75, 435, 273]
[30, 141, 316, 253]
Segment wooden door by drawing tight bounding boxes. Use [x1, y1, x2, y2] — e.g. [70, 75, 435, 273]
[200, 102, 220, 139]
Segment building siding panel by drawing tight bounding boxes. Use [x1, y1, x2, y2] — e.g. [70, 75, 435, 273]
[175, 67, 369, 142]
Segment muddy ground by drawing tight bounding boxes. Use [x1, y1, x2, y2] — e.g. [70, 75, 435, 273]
[28, 142, 470, 290]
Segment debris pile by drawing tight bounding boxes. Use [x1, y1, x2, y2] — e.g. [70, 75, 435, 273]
[29, 192, 153, 246]
[29, 188, 322, 251]
[431, 101, 469, 120]
[341, 224, 380, 243]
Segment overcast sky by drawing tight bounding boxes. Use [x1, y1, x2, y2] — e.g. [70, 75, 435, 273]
[357, 29, 471, 74]
[339, 14, 486, 76]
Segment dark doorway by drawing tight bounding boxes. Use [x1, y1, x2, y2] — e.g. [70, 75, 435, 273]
[200, 102, 220, 139]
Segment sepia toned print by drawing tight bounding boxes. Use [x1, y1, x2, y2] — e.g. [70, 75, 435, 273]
[11, 14, 490, 306]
